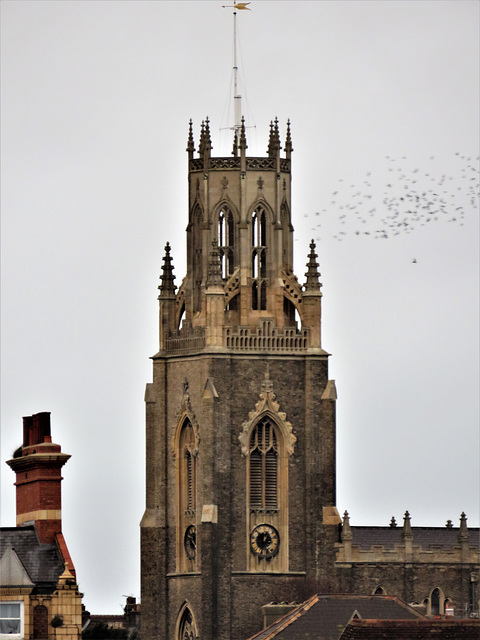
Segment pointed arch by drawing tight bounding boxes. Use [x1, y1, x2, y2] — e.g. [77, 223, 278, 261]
[430, 587, 443, 616]
[176, 602, 199, 640]
[250, 201, 273, 311]
[173, 383, 200, 573]
[192, 203, 204, 313]
[240, 370, 294, 572]
[215, 202, 238, 279]
[280, 199, 293, 269]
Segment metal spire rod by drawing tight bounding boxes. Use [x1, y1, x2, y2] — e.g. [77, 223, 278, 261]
[233, 7, 241, 132]
[222, 2, 251, 133]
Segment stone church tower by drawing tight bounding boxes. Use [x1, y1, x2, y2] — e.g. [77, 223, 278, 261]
[140, 118, 341, 640]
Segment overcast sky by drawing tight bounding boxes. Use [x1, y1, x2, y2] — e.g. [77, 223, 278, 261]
[1, 0, 478, 615]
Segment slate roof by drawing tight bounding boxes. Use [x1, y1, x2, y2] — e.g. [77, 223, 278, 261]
[350, 526, 480, 550]
[247, 594, 425, 640]
[341, 619, 480, 639]
[0, 526, 64, 593]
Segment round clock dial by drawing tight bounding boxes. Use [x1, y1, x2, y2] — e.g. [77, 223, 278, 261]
[250, 524, 280, 558]
[184, 525, 196, 560]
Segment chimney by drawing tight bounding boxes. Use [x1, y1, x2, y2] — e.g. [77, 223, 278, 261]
[6, 412, 71, 544]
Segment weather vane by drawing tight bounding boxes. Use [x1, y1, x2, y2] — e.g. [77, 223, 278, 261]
[222, 2, 252, 133]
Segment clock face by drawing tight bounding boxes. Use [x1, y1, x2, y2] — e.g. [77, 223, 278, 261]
[184, 525, 196, 560]
[250, 524, 280, 558]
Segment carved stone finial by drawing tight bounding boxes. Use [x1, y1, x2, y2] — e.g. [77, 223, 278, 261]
[274, 117, 281, 153]
[257, 176, 264, 190]
[262, 364, 273, 393]
[198, 120, 205, 159]
[458, 512, 469, 542]
[238, 370, 296, 457]
[204, 117, 212, 153]
[232, 130, 238, 157]
[402, 511, 412, 538]
[186, 119, 195, 156]
[446, 519, 453, 529]
[285, 119, 293, 156]
[158, 242, 177, 297]
[267, 120, 274, 158]
[183, 377, 189, 394]
[221, 176, 229, 192]
[389, 516, 397, 528]
[304, 240, 322, 292]
[239, 116, 247, 151]
[342, 511, 352, 541]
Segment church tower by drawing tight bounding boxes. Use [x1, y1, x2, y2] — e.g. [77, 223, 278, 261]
[140, 119, 341, 640]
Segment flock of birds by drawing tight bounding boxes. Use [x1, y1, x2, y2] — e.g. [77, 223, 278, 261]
[302, 153, 480, 243]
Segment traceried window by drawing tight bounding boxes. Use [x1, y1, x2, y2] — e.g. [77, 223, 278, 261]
[249, 417, 278, 511]
[218, 207, 235, 279]
[193, 205, 203, 313]
[177, 605, 198, 640]
[251, 207, 267, 310]
[179, 420, 196, 514]
[0, 602, 23, 638]
[176, 418, 198, 573]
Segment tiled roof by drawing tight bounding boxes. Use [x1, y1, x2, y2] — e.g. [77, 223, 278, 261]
[340, 619, 480, 639]
[0, 526, 64, 591]
[350, 526, 480, 550]
[247, 595, 424, 640]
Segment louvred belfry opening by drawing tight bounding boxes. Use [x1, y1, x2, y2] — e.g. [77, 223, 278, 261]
[249, 418, 278, 510]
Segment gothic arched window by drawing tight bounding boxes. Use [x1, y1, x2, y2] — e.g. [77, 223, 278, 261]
[192, 205, 203, 313]
[431, 588, 441, 615]
[217, 207, 235, 279]
[176, 604, 198, 640]
[251, 206, 267, 310]
[249, 417, 278, 510]
[176, 419, 197, 572]
[179, 420, 196, 515]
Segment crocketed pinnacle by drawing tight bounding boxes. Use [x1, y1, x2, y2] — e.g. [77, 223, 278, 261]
[267, 118, 281, 157]
[304, 240, 322, 291]
[239, 116, 247, 152]
[232, 130, 238, 157]
[198, 120, 205, 159]
[186, 119, 195, 155]
[206, 239, 223, 286]
[285, 119, 293, 155]
[158, 242, 176, 297]
[204, 117, 212, 154]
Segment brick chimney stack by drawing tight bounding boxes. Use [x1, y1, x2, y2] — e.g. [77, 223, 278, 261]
[6, 412, 71, 544]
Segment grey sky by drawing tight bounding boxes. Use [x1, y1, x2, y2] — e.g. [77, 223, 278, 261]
[1, 0, 478, 615]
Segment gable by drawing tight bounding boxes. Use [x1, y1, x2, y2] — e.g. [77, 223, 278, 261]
[0, 546, 34, 587]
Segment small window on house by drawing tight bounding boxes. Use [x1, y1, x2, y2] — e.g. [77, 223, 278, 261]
[0, 602, 23, 638]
